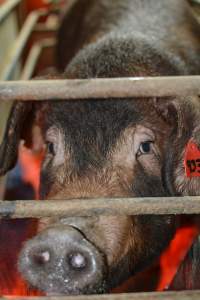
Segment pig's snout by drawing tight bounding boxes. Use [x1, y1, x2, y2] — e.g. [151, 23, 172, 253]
[18, 225, 107, 295]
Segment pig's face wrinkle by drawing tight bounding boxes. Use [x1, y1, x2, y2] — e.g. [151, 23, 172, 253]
[42, 99, 141, 172]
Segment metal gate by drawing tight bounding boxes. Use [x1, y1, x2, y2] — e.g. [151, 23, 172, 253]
[0, 1, 200, 299]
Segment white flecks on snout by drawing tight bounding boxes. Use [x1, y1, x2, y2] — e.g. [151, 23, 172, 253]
[69, 253, 86, 269]
[41, 251, 50, 263]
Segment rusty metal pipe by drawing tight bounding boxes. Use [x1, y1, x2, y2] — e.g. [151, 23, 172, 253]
[0, 76, 199, 100]
[0, 196, 200, 218]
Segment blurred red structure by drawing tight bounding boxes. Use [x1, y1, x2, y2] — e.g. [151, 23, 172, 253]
[25, 0, 50, 13]
[19, 145, 43, 199]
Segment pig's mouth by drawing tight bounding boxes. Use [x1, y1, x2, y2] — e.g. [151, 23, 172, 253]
[18, 225, 109, 295]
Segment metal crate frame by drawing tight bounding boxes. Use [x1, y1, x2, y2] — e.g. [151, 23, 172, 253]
[1, 1, 200, 300]
[0, 76, 199, 100]
[0, 290, 200, 300]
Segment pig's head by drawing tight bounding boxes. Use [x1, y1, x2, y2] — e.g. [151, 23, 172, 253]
[0, 97, 177, 295]
[0, 36, 195, 295]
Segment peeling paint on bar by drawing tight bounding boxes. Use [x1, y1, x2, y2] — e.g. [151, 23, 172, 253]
[0, 196, 200, 218]
[0, 76, 199, 101]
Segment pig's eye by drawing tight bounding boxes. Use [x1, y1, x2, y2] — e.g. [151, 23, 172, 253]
[46, 141, 56, 156]
[138, 141, 153, 156]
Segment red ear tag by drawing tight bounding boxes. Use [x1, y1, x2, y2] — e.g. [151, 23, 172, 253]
[184, 141, 200, 177]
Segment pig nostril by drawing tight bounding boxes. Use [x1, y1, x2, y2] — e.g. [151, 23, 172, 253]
[68, 252, 87, 270]
[32, 250, 50, 266]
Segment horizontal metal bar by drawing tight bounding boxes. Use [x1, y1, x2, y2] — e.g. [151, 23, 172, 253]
[0, 76, 199, 100]
[20, 38, 56, 80]
[0, 0, 21, 24]
[0, 9, 47, 81]
[1, 290, 200, 300]
[0, 196, 200, 218]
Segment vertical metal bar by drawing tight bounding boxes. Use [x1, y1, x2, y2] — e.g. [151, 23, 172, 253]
[0, 0, 21, 24]
[20, 38, 56, 80]
[0, 9, 47, 80]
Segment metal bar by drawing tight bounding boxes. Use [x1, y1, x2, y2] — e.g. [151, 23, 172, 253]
[1, 290, 200, 300]
[0, 9, 47, 81]
[0, 76, 199, 100]
[20, 38, 56, 80]
[1, 196, 200, 218]
[0, 0, 21, 24]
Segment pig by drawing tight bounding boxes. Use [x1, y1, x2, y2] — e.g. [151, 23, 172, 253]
[0, 0, 200, 295]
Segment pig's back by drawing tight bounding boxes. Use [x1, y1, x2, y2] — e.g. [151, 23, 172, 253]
[56, 0, 200, 74]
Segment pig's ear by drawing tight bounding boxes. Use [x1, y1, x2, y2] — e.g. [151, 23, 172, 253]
[153, 98, 180, 126]
[153, 98, 185, 136]
[154, 98, 188, 141]
[0, 101, 35, 176]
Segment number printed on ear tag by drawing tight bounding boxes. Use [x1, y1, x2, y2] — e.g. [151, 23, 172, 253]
[184, 141, 200, 178]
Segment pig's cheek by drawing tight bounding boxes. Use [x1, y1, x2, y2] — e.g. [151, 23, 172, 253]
[137, 154, 161, 177]
[85, 216, 135, 267]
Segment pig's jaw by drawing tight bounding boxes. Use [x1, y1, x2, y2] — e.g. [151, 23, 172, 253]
[31, 272, 109, 296]
[42, 279, 108, 296]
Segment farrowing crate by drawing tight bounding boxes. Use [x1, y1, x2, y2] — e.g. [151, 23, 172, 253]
[0, 1, 200, 300]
